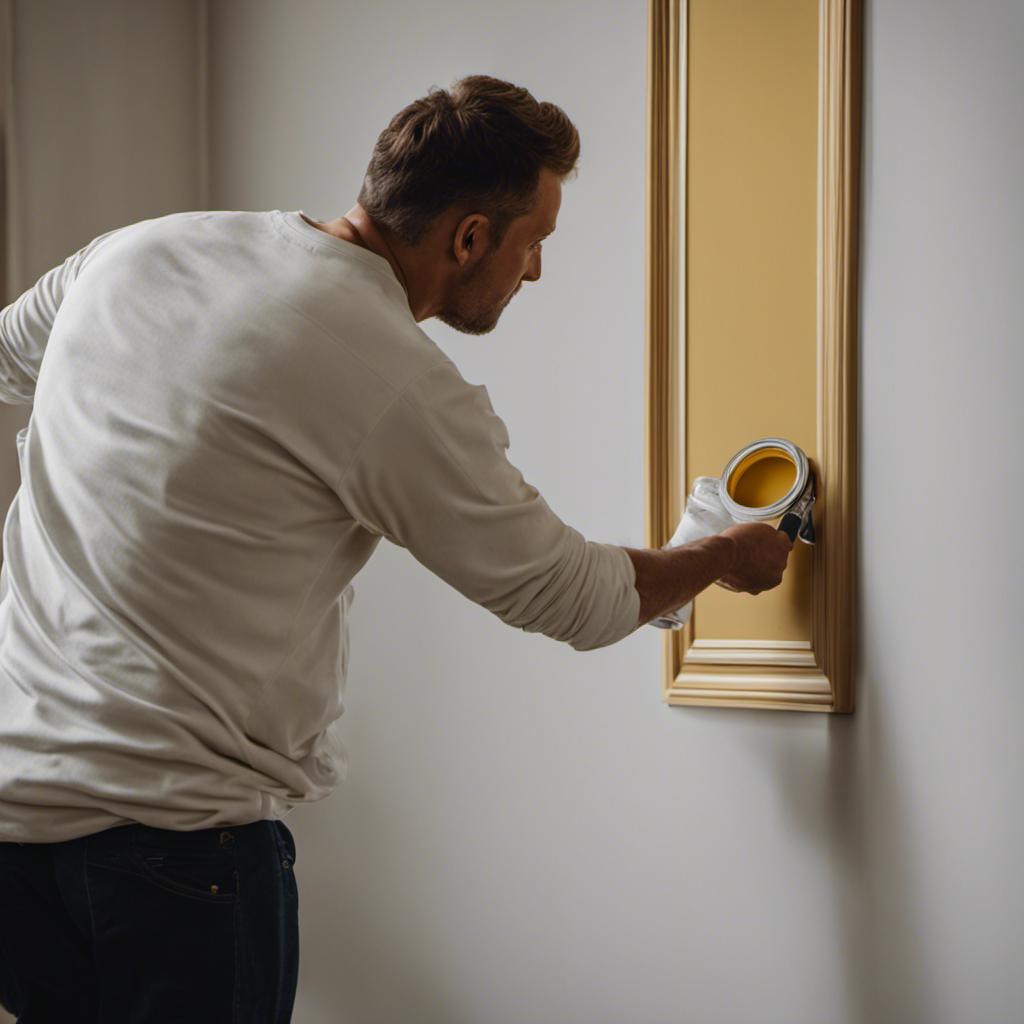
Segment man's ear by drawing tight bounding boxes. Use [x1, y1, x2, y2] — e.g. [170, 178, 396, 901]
[453, 213, 491, 265]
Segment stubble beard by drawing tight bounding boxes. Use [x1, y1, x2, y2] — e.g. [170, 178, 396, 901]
[436, 303, 505, 336]
[436, 251, 514, 336]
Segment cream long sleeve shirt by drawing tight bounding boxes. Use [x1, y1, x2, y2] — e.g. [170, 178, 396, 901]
[0, 210, 639, 842]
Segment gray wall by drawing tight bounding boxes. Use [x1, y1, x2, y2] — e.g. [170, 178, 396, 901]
[1, 6, 206, 1021]
[209, 1, 1024, 1021]
[2, 1, 1022, 1022]
[0, 0, 204, 541]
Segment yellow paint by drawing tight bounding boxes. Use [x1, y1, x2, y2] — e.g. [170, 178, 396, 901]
[728, 450, 797, 509]
[686, 0, 819, 640]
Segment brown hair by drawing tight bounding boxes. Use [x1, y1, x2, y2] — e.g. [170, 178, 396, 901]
[357, 75, 579, 248]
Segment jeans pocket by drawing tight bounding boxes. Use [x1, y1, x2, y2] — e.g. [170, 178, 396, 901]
[130, 827, 239, 902]
[272, 822, 296, 868]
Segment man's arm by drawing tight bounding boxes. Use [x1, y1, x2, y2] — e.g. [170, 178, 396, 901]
[624, 522, 793, 628]
[335, 362, 641, 651]
[0, 226, 126, 404]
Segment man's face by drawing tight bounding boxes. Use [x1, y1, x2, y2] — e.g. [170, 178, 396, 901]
[437, 169, 562, 336]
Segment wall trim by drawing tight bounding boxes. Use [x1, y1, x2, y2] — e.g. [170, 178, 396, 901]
[645, 0, 862, 713]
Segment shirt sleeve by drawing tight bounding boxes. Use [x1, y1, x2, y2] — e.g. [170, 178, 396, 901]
[335, 361, 640, 651]
[0, 228, 124, 404]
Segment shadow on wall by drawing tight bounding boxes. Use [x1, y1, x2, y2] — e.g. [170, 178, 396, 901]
[748, 1, 939, 1016]
[291, 790, 464, 1024]
[741, 674, 941, 1024]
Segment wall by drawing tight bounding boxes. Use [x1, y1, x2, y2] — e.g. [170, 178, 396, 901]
[854, 1, 1024, 1018]
[209, 1, 1022, 1021]
[0, 4, 201, 1021]
[0, 0, 204, 534]
[2, 1, 1022, 1022]
[0, 4, 202, 1020]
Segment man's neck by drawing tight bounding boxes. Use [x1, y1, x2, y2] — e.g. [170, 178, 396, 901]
[302, 204, 465, 323]
[302, 207, 409, 295]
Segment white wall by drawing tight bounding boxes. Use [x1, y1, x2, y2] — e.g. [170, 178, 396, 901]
[854, 1, 1024, 1019]
[2, 1, 1021, 1022]
[206, 1, 1024, 1022]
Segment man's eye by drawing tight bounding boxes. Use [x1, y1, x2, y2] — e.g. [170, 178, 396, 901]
[530, 241, 543, 252]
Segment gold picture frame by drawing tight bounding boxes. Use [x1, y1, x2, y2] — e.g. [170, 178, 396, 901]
[645, 0, 862, 712]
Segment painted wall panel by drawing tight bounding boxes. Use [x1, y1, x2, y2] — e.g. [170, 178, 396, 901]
[687, 0, 819, 642]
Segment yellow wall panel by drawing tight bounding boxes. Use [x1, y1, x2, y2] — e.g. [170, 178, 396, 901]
[646, 0, 862, 710]
[687, 0, 819, 641]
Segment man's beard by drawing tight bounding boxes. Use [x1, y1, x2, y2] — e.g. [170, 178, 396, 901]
[436, 251, 515, 336]
[436, 299, 507, 336]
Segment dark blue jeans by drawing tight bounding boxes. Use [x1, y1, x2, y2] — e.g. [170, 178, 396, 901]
[0, 819, 298, 1023]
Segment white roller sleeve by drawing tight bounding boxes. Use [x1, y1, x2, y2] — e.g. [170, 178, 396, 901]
[656, 476, 740, 626]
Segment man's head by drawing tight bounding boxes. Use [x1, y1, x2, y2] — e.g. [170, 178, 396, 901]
[357, 76, 578, 333]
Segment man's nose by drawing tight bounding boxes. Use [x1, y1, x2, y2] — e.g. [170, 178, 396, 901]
[523, 251, 542, 283]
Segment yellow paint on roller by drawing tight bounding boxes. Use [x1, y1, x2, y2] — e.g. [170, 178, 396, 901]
[727, 449, 796, 509]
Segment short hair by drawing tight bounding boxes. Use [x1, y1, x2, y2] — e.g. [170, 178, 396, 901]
[357, 75, 579, 248]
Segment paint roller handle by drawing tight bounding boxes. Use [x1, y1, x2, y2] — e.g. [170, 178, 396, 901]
[778, 512, 802, 543]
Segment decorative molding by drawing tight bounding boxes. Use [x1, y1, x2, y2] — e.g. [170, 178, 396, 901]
[646, 0, 862, 713]
[814, 0, 862, 713]
[645, 0, 682, 552]
[685, 639, 819, 669]
[645, 0, 688, 692]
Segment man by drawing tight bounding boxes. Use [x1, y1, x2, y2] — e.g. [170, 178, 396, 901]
[0, 76, 790, 1022]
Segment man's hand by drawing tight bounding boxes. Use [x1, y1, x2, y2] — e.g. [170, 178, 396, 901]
[716, 522, 793, 595]
[625, 522, 794, 627]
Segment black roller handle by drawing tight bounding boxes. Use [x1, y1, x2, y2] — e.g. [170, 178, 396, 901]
[778, 512, 802, 543]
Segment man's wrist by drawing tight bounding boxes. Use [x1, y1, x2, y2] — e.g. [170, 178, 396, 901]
[716, 531, 738, 577]
[625, 533, 738, 627]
